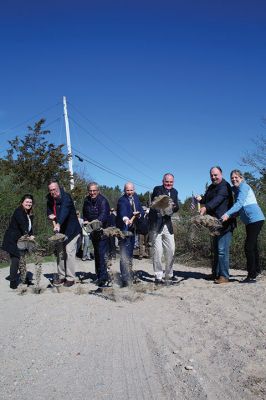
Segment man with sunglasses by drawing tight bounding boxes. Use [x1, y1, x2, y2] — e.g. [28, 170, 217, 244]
[82, 182, 110, 287]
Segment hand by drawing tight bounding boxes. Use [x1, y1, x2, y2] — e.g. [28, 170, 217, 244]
[124, 217, 131, 226]
[48, 214, 56, 220]
[29, 235, 35, 240]
[199, 206, 206, 216]
[221, 214, 229, 222]
[53, 223, 60, 233]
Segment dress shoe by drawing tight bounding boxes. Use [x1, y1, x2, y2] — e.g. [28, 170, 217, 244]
[214, 276, 229, 284]
[170, 276, 179, 282]
[53, 278, 65, 285]
[10, 281, 18, 289]
[240, 277, 257, 284]
[98, 280, 108, 287]
[205, 274, 217, 281]
[64, 280, 75, 287]
[25, 277, 34, 286]
[154, 278, 164, 285]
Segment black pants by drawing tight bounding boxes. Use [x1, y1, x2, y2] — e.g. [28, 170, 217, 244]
[245, 220, 264, 279]
[10, 255, 20, 282]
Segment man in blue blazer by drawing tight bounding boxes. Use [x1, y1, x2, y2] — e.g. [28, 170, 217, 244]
[116, 182, 144, 287]
[47, 179, 81, 287]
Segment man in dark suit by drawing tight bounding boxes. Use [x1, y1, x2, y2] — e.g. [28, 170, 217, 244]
[149, 173, 179, 284]
[195, 166, 235, 283]
[47, 179, 81, 287]
[116, 182, 144, 287]
[82, 182, 110, 287]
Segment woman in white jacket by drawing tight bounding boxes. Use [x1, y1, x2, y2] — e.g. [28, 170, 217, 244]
[221, 170, 265, 283]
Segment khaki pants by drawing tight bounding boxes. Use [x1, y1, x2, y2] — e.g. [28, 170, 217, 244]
[58, 234, 80, 281]
[151, 225, 175, 280]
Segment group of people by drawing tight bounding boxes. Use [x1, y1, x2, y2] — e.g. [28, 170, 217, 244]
[196, 166, 265, 284]
[2, 169, 265, 290]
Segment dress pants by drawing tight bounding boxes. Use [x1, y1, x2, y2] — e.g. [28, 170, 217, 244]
[151, 224, 175, 280]
[91, 236, 109, 281]
[9, 255, 20, 283]
[119, 235, 135, 283]
[58, 234, 80, 281]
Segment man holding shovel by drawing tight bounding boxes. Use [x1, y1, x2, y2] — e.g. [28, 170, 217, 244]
[47, 179, 81, 287]
[116, 182, 144, 287]
[82, 182, 110, 287]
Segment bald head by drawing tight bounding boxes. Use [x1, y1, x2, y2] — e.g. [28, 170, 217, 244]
[124, 182, 135, 197]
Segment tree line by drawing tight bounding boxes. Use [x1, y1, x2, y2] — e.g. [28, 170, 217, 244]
[0, 119, 265, 269]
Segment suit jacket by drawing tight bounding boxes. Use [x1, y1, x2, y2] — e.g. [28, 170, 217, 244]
[116, 193, 144, 231]
[47, 188, 81, 244]
[2, 207, 33, 257]
[201, 178, 236, 233]
[149, 185, 179, 234]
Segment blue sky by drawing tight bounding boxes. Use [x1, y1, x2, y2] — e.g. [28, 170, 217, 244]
[1, 1, 266, 201]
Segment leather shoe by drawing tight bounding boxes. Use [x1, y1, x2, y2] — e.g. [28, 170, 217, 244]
[214, 276, 229, 284]
[170, 276, 179, 282]
[98, 280, 108, 287]
[53, 278, 65, 285]
[64, 280, 75, 287]
[10, 281, 18, 289]
[240, 277, 257, 284]
[154, 278, 164, 285]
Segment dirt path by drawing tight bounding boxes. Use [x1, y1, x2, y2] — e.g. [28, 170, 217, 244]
[0, 257, 265, 399]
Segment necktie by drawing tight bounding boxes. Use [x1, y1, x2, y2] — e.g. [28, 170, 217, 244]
[130, 197, 136, 212]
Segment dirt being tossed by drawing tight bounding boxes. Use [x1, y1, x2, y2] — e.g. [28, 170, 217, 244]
[190, 214, 223, 236]
[150, 194, 174, 216]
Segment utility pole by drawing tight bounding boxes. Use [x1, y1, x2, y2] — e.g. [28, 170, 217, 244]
[63, 96, 74, 190]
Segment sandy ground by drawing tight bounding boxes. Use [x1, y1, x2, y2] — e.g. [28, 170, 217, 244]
[0, 255, 266, 400]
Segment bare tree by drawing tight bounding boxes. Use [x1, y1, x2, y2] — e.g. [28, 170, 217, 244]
[241, 132, 266, 176]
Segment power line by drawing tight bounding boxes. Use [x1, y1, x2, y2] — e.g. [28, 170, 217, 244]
[69, 115, 156, 183]
[0, 102, 61, 137]
[67, 101, 156, 180]
[72, 146, 151, 190]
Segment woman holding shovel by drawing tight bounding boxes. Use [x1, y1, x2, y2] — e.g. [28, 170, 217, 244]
[2, 194, 34, 289]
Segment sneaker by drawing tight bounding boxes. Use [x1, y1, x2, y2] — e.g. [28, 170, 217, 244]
[82, 257, 87, 261]
[240, 277, 257, 284]
[64, 280, 75, 287]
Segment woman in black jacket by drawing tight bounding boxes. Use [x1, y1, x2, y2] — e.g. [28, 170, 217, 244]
[2, 194, 34, 289]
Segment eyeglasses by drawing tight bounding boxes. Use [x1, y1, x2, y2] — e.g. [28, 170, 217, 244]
[88, 190, 98, 193]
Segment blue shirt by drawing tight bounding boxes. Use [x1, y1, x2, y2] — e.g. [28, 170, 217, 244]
[226, 181, 265, 225]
